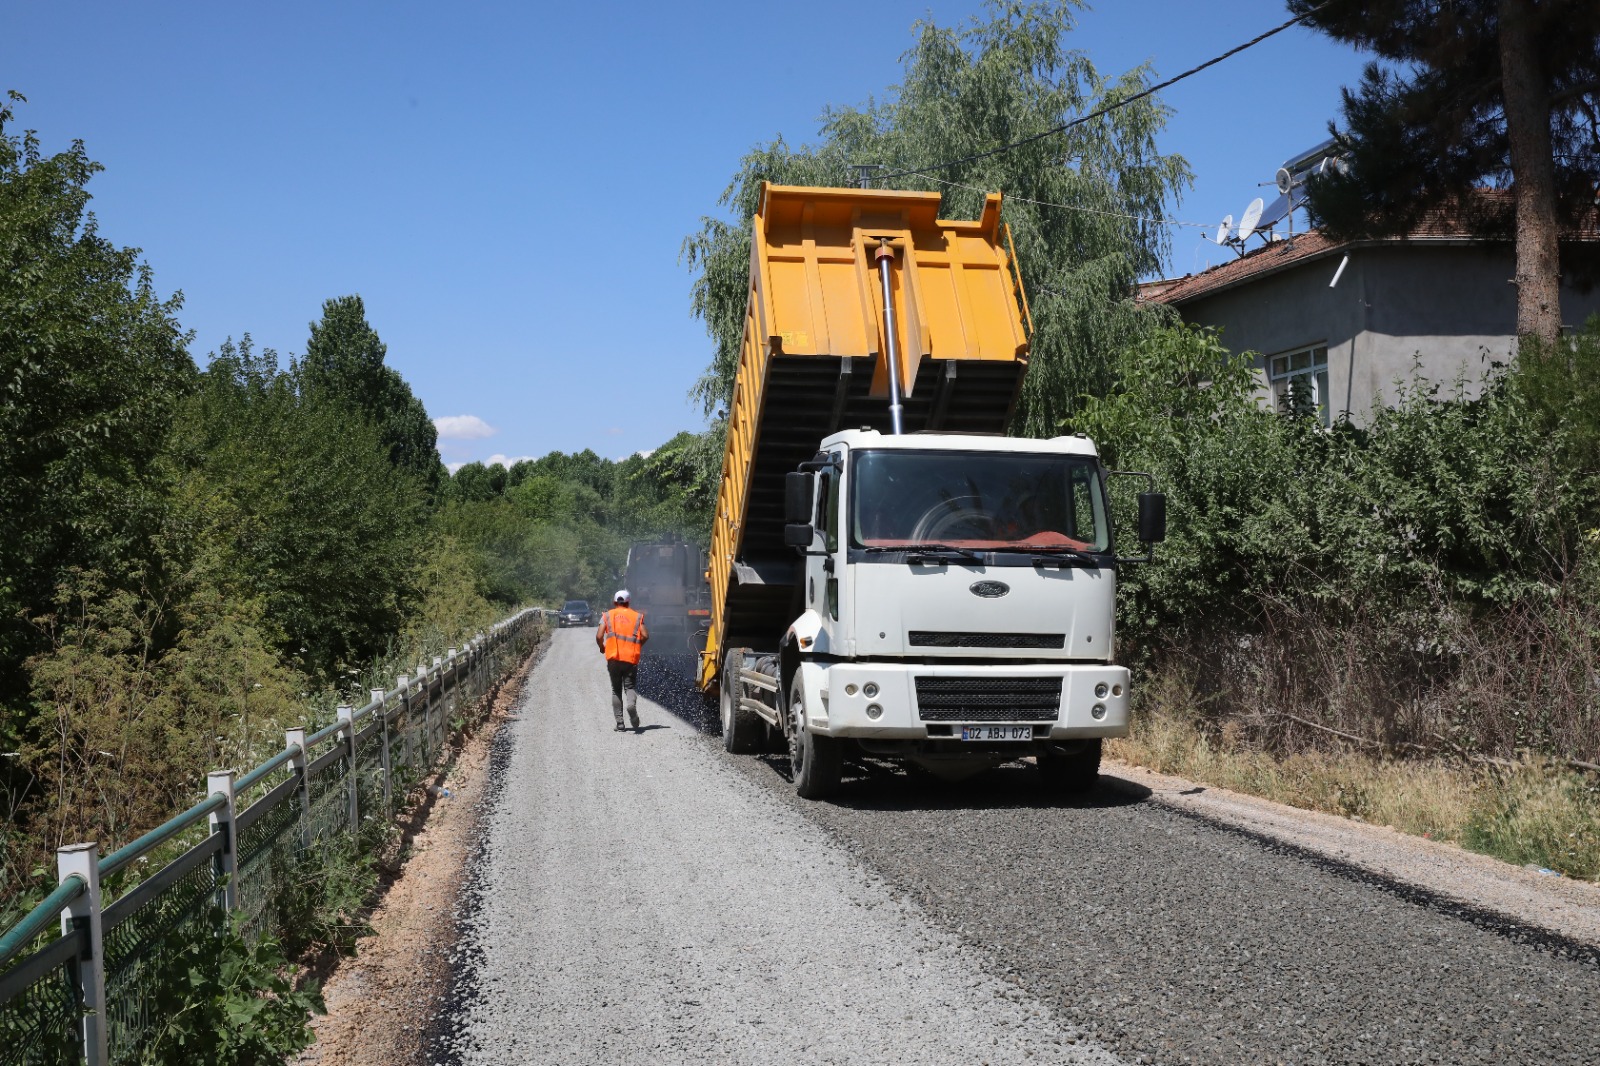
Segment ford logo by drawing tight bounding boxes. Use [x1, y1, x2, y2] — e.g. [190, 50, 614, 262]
[969, 580, 1010, 598]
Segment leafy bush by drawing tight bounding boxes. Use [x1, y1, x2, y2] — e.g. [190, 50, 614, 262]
[139, 910, 323, 1066]
[277, 835, 380, 958]
[1074, 320, 1600, 767]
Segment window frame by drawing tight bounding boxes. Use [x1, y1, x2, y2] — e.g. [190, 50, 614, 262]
[1266, 343, 1331, 426]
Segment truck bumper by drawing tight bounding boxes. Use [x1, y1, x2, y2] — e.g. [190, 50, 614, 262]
[803, 660, 1130, 740]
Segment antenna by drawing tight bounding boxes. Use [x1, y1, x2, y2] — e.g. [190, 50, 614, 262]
[1214, 214, 1233, 245]
[1236, 198, 1264, 243]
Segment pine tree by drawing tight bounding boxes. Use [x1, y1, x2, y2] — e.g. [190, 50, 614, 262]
[1291, 0, 1600, 345]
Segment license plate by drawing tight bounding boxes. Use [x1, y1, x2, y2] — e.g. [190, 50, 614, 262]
[960, 725, 1032, 741]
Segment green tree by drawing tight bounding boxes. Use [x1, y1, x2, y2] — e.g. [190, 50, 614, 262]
[444, 460, 508, 503]
[0, 92, 193, 711]
[1290, 0, 1600, 344]
[683, 1, 1190, 433]
[297, 294, 441, 491]
[168, 337, 426, 678]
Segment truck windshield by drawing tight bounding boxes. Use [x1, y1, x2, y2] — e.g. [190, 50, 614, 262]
[564, 601, 588, 612]
[849, 450, 1109, 552]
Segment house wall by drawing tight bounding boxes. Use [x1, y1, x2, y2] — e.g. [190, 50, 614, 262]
[1174, 243, 1600, 424]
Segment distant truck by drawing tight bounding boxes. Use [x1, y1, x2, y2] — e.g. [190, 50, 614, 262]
[624, 540, 711, 655]
[697, 183, 1165, 799]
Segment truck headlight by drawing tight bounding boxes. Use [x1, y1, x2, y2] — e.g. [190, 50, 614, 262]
[865, 703, 884, 720]
[1091, 703, 1107, 720]
[1094, 682, 1109, 699]
[863, 682, 879, 698]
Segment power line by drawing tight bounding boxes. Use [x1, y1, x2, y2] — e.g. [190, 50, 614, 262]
[874, 2, 1329, 183]
[899, 170, 1211, 231]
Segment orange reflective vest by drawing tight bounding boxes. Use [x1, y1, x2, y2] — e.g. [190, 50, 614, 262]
[597, 607, 648, 664]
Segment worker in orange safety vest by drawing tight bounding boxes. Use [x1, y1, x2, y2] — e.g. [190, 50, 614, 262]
[595, 589, 649, 732]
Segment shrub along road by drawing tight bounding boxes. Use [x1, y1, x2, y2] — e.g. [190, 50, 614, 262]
[431, 631, 1599, 1065]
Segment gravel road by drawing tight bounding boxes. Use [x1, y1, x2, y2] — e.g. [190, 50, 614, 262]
[436, 630, 1600, 1065]
[437, 630, 1125, 1065]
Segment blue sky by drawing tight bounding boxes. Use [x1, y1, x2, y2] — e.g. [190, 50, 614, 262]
[4, 1, 1368, 469]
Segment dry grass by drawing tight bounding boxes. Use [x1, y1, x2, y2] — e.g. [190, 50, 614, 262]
[1110, 693, 1600, 881]
[1110, 586, 1600, 882]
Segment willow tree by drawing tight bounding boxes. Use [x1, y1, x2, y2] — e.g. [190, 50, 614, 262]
[683, 0, 1191, 436]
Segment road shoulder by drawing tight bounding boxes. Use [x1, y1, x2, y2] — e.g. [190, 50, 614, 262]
[1104, 757, 1600, 953]
[299, 649, 541, 1066]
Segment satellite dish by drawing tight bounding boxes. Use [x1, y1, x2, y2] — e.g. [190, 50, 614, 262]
[1214, 214, 1233, 245]
[1275, 167, 1294, 195]
[1237, 198, 1265, 243]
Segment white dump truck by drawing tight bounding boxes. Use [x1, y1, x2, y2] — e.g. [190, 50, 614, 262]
[697, 183, 1165, 798]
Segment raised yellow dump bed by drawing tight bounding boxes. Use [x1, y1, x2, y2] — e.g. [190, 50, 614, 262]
[699, 183, 1032, 689]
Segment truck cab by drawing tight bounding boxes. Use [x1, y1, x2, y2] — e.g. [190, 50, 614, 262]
[729, 429, 1160, 795]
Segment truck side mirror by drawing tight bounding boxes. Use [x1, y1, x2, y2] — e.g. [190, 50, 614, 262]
[1138, 492, 1167, 544]
[785, 471, 815, 524]
[784, 523, 814, 547]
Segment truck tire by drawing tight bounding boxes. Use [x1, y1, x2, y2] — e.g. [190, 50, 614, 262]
[787, 674, 841, 800]
[720, 649, 765, 754]
[1038, 738, 1102, 796]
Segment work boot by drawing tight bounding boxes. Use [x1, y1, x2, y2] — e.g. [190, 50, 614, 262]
[630, 716, 641, 731]
[614, 722, 626, 732]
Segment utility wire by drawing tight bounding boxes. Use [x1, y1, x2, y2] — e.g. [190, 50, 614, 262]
[899, 170, 1212, 230]
[874, 2, 1329, 183]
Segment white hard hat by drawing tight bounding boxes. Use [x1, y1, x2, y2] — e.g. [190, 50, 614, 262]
[614, 589, 630, 603]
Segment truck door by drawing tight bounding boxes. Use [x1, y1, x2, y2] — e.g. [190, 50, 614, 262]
[805, 454, 844, 647]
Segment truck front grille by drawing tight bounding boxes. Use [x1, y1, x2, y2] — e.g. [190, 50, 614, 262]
[908, 631, 1065, 649]
[914, 676, 1063, 722]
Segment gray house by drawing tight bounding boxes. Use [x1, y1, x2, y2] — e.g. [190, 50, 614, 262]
[1141, 221, 1600, 425]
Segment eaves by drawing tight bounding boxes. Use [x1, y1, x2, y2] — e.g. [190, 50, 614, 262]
[1165, 236, 1496, 307]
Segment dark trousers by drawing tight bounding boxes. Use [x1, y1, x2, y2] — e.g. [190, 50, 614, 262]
[607, 659, 639, 726]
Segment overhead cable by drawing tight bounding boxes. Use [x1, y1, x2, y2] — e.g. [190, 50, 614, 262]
[874, 1, 1330, 183]
[900, 170, 1211, 231]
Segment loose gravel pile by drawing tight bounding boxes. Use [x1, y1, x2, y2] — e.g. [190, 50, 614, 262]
[435, 632, 1125, 1065]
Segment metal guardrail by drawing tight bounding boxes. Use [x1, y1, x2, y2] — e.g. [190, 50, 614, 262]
[0, 608, 542, 1066]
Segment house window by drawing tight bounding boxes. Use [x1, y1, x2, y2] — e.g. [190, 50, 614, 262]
[1268, 345, 1330, 425]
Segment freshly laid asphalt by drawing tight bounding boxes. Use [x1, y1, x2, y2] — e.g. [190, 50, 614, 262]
[433, 630, 1599, 1066]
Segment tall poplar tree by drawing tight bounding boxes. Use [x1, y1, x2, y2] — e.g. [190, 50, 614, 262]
[1290, 0, 1600, 345]
[297, 294, 441, 492]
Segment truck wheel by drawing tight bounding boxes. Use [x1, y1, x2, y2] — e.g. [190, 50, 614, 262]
[1038, 738, 1102, 796]
[720, 649, 764, 754]
[787, 674, 841, 800]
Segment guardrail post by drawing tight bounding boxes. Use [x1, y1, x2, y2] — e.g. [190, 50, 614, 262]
[430, 656, 443, 753]
[417, 662, 431, 762]
[477, 636, 487, 707]
[207, 769, 238, 913]
[374, 687, 391, 813]
[446, 649, 459, 736]
[473, 636, 485, 705]
[286, 727, 312, 850]
[392, 672, 409, 765]
[58, 843, 108, 1066]
[337, 705, 359, 837]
